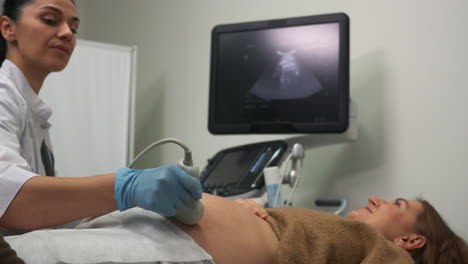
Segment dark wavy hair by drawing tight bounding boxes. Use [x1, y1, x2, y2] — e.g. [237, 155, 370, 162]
[0, 0, 75, 64]
[411, 199, 468, 264]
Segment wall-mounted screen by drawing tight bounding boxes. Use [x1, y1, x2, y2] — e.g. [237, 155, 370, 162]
[208, 13, 349, 134]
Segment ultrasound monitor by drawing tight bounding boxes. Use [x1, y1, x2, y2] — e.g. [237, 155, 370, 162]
[208, 13, 349, 134]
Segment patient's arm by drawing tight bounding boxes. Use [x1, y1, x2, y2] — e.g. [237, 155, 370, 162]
[170, 194, 278, 264]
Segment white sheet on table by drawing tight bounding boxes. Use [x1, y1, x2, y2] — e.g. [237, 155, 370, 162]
[6, 208, 213, 264]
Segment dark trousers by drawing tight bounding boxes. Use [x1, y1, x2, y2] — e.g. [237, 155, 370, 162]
[0, 234, 24, 264]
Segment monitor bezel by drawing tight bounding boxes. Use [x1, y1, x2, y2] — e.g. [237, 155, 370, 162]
[208, 13, 350, 134]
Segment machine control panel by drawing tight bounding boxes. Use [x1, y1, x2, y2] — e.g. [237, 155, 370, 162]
[200, 140, 288, 197]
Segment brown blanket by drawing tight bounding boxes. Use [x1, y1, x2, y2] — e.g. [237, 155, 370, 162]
[266, 208, 414, 264]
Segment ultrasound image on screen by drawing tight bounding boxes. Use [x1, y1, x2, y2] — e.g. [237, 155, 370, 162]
[215, 22, 340, 125]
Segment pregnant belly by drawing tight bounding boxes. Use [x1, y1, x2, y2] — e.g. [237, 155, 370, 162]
[171, 193, 278, 264]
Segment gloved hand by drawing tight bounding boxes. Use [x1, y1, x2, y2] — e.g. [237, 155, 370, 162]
[114, 164, 203, 216]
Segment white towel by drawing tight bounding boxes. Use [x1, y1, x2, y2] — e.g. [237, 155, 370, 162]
[6, 208, 213, 264]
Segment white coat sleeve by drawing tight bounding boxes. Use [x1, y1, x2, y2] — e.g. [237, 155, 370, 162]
[0, 89, 37, 217]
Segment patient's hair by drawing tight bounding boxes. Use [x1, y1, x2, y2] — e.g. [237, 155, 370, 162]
[411, 199, 468, 264]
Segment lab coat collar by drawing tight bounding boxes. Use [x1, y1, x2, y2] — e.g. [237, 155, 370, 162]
[1, 60, 52, 128]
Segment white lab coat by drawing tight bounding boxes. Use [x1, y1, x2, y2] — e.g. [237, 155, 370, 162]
[0, 60, 54, 218]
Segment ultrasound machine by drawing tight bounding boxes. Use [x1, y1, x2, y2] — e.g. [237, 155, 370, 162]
[200, 13, 354, 211]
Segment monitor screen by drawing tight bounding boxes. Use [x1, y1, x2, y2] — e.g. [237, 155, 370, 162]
[208, 13, 349, 134]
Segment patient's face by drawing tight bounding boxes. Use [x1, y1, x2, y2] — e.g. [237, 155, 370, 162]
[346, 197, 423, 240]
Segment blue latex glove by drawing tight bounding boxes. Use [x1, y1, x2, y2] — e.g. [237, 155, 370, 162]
[114, 164, 203, 216]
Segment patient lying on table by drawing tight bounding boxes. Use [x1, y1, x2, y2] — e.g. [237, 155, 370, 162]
[6, 193, 468, 264]
[176, 195, 468, 264]
[170, 194, 468, 264]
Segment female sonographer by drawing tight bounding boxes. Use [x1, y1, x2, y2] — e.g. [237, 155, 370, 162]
[0, 0, 202, 235]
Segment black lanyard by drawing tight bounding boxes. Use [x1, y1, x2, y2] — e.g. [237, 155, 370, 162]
[40, 141, 55, 177]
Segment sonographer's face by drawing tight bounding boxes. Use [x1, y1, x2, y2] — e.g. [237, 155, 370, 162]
[7, 0, 79, 73]
[346, 197, 423, 240]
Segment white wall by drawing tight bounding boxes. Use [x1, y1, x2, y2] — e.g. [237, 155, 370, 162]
[76, 0, 468, 239]
[41, 40, 135, 177]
